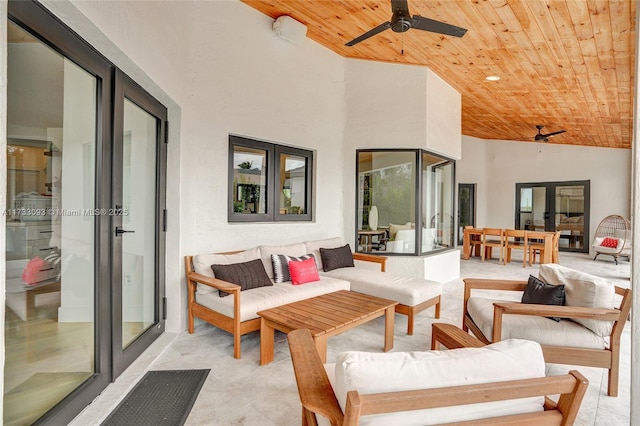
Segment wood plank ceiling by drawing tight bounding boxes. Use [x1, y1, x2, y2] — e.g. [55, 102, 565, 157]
[242, 0, 636, 149]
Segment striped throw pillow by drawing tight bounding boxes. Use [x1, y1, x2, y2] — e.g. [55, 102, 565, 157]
[271, 253, 314, 283]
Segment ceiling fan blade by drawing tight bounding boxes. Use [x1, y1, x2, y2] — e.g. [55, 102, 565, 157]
[411, 15, 467, 37]
[345, 21, 392, 46]
[542, 130, 566, 138]
[391, 0, 410, 13]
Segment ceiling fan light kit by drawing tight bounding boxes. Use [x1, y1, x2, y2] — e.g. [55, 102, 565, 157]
[273, 15, 307, 45]
[345, 0, 467, 47]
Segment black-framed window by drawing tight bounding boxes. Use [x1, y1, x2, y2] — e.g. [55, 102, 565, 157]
[355, 149, 455, 255]
[228, 135, 313, 222]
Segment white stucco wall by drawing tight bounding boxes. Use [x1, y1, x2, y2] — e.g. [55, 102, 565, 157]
[457, 135, 632, 251]
[62, 0, 347, 332]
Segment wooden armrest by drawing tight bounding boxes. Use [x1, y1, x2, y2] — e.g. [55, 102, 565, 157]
[186, 271, 241, 293]
[493, 302, 622, 321]
[463, 278, 528, 292]
[288, 329, 344, 425]
[353, 253, 387, 272]
[431, 323, 485, 350]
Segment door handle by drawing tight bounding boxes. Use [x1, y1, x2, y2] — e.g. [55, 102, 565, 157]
[115, 226, 135, 236]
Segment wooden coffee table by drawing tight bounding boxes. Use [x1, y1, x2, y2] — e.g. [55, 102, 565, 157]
[258, 290, 398, 365]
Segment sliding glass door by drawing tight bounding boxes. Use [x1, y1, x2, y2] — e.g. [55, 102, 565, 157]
[515, 180, 590, 253]
[5, 2, 167, 423]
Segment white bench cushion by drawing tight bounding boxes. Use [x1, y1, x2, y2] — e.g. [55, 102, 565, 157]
[334, 339, 545, 425]
[195, 276, 349, 322]
[538, 263, 615, 337]
[321, 268, 441, 307]
[467, 297, 607, 349]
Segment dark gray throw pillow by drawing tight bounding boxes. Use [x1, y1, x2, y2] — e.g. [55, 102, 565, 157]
[320, 244, 355, 272]
[211, 259, 273, 297]
[521, 275, 565, 322]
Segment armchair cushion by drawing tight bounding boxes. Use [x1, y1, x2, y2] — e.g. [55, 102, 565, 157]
[521, 275, 565, 322]
[538, 264, 615, 337]
[334, 339, 545, 425]
[467, 297, 607, 349]
[600, 237, 619, 248]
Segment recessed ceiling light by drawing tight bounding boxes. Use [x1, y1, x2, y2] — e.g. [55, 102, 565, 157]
[486, 75, 501, 81]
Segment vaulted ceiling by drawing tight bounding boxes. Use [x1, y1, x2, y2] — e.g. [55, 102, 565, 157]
[242, 0, 636, 149]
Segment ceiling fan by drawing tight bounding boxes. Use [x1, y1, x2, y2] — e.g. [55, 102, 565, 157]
[345, 0, 467, 47]
[533, 125, 566, 142]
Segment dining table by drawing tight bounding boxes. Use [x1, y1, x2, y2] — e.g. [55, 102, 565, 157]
[462, 228, 556, 264]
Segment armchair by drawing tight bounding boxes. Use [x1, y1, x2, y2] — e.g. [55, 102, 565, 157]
[463, 264, 631, 397]
[288, 326, 588, 426]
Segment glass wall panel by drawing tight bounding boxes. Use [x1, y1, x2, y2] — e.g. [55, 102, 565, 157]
[422, 153, 455, 253]
[356, 150, 455, 255]
[279, 153, 307, 216]
[357, 151, 417, 253]
[232, 146, 267, 215]
[121, 99, 157, 348]
[555, 185, 585, 249]
[5, 21, 96, 424]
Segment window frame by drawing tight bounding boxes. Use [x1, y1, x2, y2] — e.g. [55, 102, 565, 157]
[355, 148, 455, 256]
[228, 135, 313, 222]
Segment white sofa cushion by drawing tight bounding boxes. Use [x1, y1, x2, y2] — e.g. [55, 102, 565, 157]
[322, 268, 441, 307]
[192, 247, 261, 294]
[258, 243, 307, 279]
[304, 237, 344, 270]
[334, 339, 545, 425]
[538, 263, 615, 337]
[467, 297, 607, 349]
[195, 276, 349, 322]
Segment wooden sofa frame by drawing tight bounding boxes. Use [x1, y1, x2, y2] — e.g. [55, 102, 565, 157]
[288, 326, 588, 426]
[462, 278, 632, 397]
[185, 252, 440, 359]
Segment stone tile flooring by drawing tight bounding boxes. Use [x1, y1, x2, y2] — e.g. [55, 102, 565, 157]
[70, 251, 631, 425]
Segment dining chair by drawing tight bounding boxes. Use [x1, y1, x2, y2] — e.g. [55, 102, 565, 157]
[503, 229, 528, 267]
[528, 230, 560, 265]
[481, 228, 504, 264]
[464, 225, 483, 258]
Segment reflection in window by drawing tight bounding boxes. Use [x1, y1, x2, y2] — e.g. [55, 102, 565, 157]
[228, 135, 313, 222]
[232, 146, 267, 215]
[356, 150, 455, 255]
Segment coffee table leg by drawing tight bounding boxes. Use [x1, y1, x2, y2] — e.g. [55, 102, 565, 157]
[260, 318, 275, 365]
[384, 306, 395, 351]
[313, 335, 328, 363]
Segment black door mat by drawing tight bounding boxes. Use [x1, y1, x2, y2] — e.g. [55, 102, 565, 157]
[101, 369, 210, 426]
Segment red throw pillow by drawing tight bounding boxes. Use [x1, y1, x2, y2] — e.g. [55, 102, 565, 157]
[288, 257, 320, 285]
[600, 237, 619, 248]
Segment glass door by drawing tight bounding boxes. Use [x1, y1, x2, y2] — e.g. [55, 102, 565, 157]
[515, 181, 590, 253]
[5, 8, 112, 424]
[457, 183, 476, 245]
[112, 71, 167, 377]
[6, 3, 168, 422]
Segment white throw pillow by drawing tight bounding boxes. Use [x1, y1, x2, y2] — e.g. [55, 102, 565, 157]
[538, 263, 615, 337]
[334, 339, 545, 425]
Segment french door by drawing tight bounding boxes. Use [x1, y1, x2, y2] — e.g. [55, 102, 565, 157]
[515, 180, 590, 253]
[5, 2, 166, 424]
[457, 183, 476, 245]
